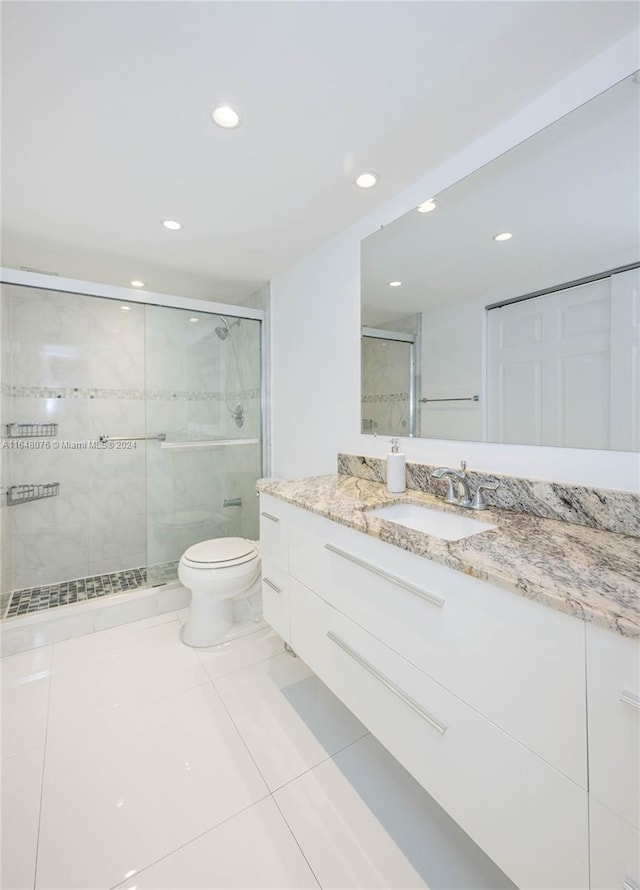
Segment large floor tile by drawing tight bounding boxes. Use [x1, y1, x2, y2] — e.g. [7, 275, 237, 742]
[89, 609, 178, 640]
[114, 796, 319, 889]
[36, 683, 269, 890]
[197, 626, 284, 681]
[1, 645, 52, 758]
[48, 620, 207, 722]
[275, 734, 515, 890]
[1, 747, 44, 890]
[214, 652, 367, 790]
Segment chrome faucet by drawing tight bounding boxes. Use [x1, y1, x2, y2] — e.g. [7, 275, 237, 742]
[431, 460, 500, 510]
[431, 460, 472, 507]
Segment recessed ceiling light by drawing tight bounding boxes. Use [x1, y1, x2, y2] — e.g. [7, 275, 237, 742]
[388, 281, 402, 287]
[162, 219, 182, 230]
[417, 198, 437, 213]
[189, 317, 199, 323]
[130, 280, 145, 288]
[355, 172, 379, 189]
[212, 105, 240, 128]
[120, 305, 131, 312]
[493, 232, 513, 242]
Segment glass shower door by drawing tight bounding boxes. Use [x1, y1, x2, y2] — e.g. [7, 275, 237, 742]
[144, 305, 263, 586]
[361, 330, 416, 436]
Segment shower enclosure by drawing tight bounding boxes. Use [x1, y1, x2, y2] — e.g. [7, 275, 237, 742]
[0, 277, 265, 620]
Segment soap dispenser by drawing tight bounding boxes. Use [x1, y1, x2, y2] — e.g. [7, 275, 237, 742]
[386, 438, 406, 493]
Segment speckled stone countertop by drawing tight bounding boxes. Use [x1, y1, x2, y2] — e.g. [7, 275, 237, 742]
[257, 474, 640, 639]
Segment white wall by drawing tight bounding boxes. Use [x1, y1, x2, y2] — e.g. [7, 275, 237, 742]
[271, 32, 640, 492]
[419, 296, 483, 441]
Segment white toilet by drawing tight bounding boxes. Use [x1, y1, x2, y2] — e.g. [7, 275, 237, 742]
[178, 537, 261, 647]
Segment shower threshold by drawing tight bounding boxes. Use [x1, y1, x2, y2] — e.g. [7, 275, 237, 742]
[2, 561, 179, 620]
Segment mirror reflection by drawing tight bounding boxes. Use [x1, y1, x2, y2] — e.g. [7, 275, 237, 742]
[361, 73, 640, 451]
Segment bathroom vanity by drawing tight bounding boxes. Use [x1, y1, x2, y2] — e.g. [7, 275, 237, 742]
[257, 474, 640, 890]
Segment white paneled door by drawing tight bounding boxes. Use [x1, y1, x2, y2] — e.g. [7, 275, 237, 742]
[487, 268, 639, 449]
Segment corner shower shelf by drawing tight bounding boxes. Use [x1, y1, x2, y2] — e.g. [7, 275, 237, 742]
[5, 422, 58, 438]
[160, 438, 259, 450]
[7, 483, 60, 506]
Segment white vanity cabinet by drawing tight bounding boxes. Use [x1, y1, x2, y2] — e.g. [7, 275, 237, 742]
[286, 504, 588, 789]
[586, 623, 640, 890]
[258, 492, 613, 890]
[259, 501, 290, 643]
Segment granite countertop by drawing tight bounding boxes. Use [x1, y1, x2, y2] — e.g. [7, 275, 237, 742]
[257, 474, 640, 639]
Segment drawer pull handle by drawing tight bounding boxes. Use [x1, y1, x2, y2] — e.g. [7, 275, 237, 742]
[324, 544, 444, 608]
[261, 511, 280, 523]
[327, 630, 448, 735]
[620, 690, 640, 713]
[263, 577, 282, 594]
[623, 878, 639, 890]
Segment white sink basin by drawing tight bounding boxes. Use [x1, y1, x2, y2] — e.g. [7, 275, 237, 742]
[369, 503, 497, 541]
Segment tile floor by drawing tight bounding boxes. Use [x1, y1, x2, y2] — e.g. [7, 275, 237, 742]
[1, 611, 513, 890]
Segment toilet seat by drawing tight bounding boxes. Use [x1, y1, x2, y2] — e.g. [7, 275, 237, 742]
[180, 537, 259, 570]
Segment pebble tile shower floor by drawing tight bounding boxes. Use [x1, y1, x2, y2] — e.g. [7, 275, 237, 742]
[2, 561, 179, 619]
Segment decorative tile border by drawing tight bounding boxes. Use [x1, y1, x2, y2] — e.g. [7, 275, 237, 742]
[361, 393, 409, 403]
[3, 560, 179, 619]
[338, 453, 640, 538]
[3, 384, 260, 402]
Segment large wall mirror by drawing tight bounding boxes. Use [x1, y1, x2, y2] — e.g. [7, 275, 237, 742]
[361, 73, 640, 451]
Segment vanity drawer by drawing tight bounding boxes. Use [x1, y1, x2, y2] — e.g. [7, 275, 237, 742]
[288, 509, 587, 788]
[259, 494, 289, 573]
[589, 797, 639, 890]
[587, 623, 640, 828]
[261, 559, 290, 644]
[289, 577, 333, 682]
[325, 608, 589, 890]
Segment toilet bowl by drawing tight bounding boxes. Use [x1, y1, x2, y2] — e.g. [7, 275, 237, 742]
[178, 537, 261, 647]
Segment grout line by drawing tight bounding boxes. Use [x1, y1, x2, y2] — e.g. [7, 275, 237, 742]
[210, 647, 371, 795]
[56, 613, 182, 648]
[106, 793, 272, 890]
[206, 657, 329, 887]
[267, 731, 373, 889]
[31, 644, 54, 890]
[194, 635, 285, 684]
[208, 669, 273, 793]
[24, 627, 366, 890]
[0, 743, 47, 764]
[271, 794, 323, 889]
[268, 729, 372, 795]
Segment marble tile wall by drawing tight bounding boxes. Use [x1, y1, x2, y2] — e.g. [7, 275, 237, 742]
[1, 287, 263, 594]
[2, 290, 147, 590]
[145, 309, 262, 566]
[361, 337, 412, 437]
[337, 452, 640, 538]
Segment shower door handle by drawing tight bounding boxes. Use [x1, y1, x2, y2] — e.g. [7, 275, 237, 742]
[98, 433, 167, 443]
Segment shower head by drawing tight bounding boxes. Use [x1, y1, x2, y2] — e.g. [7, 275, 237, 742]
[214, 317, 241, 340]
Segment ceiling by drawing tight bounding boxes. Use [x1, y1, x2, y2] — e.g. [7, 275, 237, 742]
[1, 1, 638, 303]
